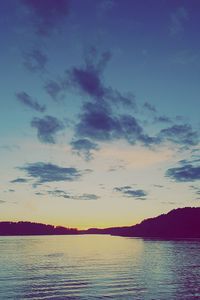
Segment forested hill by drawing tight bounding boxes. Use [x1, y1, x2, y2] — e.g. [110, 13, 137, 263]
[0, 221, 78, 236]
[82, 207, 200, 238]
[109, 207, 200, 238]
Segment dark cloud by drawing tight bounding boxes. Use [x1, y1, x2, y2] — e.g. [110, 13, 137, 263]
[19, 162, 82, 184]
[31, 115, 64, 143]
[75, 101, 155, 146]
[166, 162, 200, 182]
[23, 49, 48, 72]
[0, 200, 6, 204]
[114, 186, 148, 200]
[159, 124, 199, 146]
[9, 189, 15, 193]
[75, 102, 119, 141]
[70, 65, 105, 99]
[21, 0, 70, 35]
[68, 48, 135, 108]
[16, 92, 46, 113]
[71, 138, 99, 161]
[10, 178, 28, 183]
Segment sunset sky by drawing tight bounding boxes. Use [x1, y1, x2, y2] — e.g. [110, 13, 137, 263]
[0, 0, 200, 229]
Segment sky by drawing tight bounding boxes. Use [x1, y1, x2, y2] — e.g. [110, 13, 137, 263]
[0, 0, 200, 229]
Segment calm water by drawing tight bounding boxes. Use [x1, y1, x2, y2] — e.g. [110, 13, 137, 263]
[0, 235, 200, 300]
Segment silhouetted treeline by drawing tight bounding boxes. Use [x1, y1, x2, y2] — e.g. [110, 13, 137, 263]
[82, 207, 200, 238]
[0, 221, 78, 236]
[1, 207, 200, 238]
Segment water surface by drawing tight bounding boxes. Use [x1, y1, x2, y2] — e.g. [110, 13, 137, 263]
[0, 235, 199, 299]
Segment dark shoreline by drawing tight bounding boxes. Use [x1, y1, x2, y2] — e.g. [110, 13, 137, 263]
[1, 207, 200, 239]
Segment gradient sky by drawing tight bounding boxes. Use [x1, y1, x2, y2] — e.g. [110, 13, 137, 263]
[1, 0, 200, 229]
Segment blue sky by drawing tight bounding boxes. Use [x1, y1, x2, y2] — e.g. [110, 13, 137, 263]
[0, 0, 200, 228]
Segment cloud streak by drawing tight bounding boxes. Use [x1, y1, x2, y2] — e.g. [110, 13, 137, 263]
[16, 92, 46, 113]
[44, 189, 100, 200]
[114, 186, 148, 200]
[10, 178, 28, 184]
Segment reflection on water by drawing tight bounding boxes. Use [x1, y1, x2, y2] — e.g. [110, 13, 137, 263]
[0, 235, 199, 299]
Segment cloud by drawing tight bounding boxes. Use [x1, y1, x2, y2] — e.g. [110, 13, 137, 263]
[47, 190, 99, 200]
[154, 116, 172, 124]
[98, 0, 115, 14]
[21, 0, 70, 35]
[16, 92, 46, 113]
[35, 192, 45, 196]
[23, 49, 48, 72]
[44, 80, 67, 102]
[153, 184, 164, 188]
[19, 162, 82, 184]
[0, 200, 6, 204]
[68, 47, 135, 108]
[159, 124, 199, 146]
[71, 138, 99, 161]
[75, 193, 100, 200]
[170, 6, 189, 36]
[47, 189, 70, 199]
[166, 161, 200, 182]
[189, 185, 200, 196]
[68, 49, 110, 99]
[143, 102, 157, 113]
[31, 115, 64, 143]
[75, 101, 155, 146]
[0, 145, 20, 151]
[10, 178, 28, 183]
[114, 186, 148, 200]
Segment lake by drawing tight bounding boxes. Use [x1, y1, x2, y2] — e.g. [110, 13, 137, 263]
[0, 235, 199, 299]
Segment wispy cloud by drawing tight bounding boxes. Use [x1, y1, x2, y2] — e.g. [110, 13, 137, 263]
[41, 189, 100, 200]
[169, 6, 189, 36]
[68, 48, 135, 108]
[10, 178, 28, 184]
[23, 49, 48, 72]
[16, 92, 46, 113]
[159, 124, 199, 147]
[44, 79, 67, 102]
